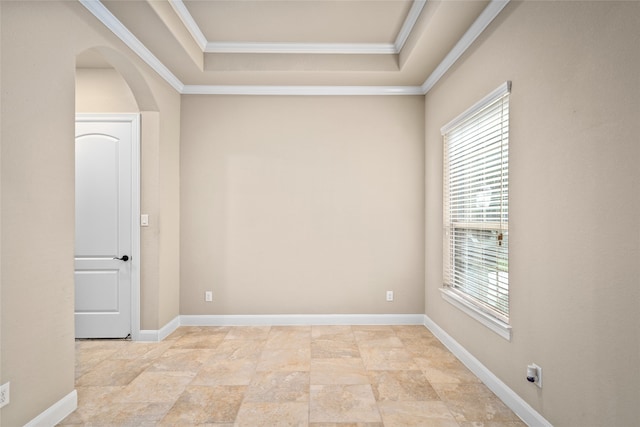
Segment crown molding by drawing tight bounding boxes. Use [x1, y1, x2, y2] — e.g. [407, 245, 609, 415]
[421, 0, 510, 94]
[394, 0, 427, 52]
[168, 0, 207, 51]
[182, 85, 425, 96]
[205, 42, 397, 55]
[79, 0, 184, 93]
[170, 0, 425, 55]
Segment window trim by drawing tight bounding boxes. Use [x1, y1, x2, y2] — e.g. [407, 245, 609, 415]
[440, 287, 512, 340]
[440, 82, 511, 135]
[440, 81, 511, 341]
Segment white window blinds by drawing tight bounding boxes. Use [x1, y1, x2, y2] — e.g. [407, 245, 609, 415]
[441, 82, 510, 323]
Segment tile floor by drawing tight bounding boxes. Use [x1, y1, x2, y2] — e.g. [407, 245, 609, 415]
[59, 325, 526, 426]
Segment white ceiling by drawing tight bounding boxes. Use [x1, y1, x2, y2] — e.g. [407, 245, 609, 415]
[78, 0, 510, 95]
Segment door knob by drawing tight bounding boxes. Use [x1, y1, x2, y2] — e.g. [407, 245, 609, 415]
[113, 255, 129, 262]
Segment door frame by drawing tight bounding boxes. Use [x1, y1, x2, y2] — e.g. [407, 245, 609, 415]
[75, 113, 141, 340]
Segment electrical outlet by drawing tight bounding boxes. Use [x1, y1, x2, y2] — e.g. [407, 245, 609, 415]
[526, 364, 542, 388]
[0, 382, 10, 409]
[205, 291, 213, 302]
[386, 290, 394, 302]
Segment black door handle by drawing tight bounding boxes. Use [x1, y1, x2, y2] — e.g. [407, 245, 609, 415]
[113, 255, 129, 262]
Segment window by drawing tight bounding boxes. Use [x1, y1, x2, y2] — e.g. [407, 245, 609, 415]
[441, 82, 511, 339]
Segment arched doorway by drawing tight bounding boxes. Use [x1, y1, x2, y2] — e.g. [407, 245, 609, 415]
[75, 47, 158, 340]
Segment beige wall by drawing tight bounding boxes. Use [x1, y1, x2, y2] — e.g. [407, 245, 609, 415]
[0, 1, 180, 425]
[424, 2, 640, 426]
[180, 95, 425, 315]
[75, 68, 138, 113]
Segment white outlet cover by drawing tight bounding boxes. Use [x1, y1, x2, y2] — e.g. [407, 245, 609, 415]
[534, 364, 542, 388]
[0, 382, 10, 408]
[527, 363, 542, 388]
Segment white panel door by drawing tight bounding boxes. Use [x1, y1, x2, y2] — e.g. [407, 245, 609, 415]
[75, 115, 138, 338]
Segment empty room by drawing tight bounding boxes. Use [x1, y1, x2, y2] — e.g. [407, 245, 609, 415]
[1, 0, 639, 426]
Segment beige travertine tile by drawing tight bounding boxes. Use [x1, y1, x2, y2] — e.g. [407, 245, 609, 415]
[234, 401, 309, 426]
[413, 343, 460, 361]
[458, 422, 527, 427]
[244, 370, 310, 402]
[75, 340, 122, 362]
[312, 338, 361, 358]
[62, 325, 525, 426]
[401, 336, 449, 356]
[106, 341, 171, 360]
[75, 347, 120, 379]
[377, 400, 460, 427]
[158, 385, 245, 425]
[58, 402, 173, 426]
[311, 325, 355, 340]
[309, 423, 383, 427]
[75, 358, 151, 386]
[414, 355, 482, 384]
[191, 359, 257, 386]
[165, 325, 230, 340]
[75, 386, 125, 407]
[170, 331, 228, 349]
[359, 347, 418, 371]
[164, 326, 196, 340]
[355, 335, 405, 348]
[368, 370, 440, 401]
[209, 338, 266, 361]
[310, 358, 369, 385]
[146, 348, 215, 373]
[351, 325, 397, 333]
[75, 339, 128, 351]
[224, 325, 271, 340]
[392, 324, 438, 339]
[265, 326, 312, 349]
[309, 384, 382, 423]
[74, 340, 129, 367]
[256, 347, 311, 371]
[434, 383, 522, 423]
[113, 371, 195, 403]
[352, 328, 399, 346]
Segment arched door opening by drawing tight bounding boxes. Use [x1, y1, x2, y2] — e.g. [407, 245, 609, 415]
[75, 47, 158, 341]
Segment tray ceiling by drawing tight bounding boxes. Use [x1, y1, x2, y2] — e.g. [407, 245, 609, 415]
[78, 0, 510, 95]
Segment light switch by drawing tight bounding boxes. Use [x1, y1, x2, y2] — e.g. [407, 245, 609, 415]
[141, 214, 149, 227]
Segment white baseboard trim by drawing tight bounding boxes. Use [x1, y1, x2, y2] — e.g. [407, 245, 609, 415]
[138, 315, 181, 342]
[423, 314, 553, 427]
[135, 314, 423, 341]
[180, 313, 425, 327]
[25, 389, 77, 427]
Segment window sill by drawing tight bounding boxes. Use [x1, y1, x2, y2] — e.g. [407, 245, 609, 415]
[439, 288, 512, 341]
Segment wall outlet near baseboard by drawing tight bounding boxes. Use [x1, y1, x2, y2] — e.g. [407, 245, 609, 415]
[386, 290, 394, 302]
[205, 291, 213, 302]
[0, 382, 10, 408]
[526, 363, 542, 388]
